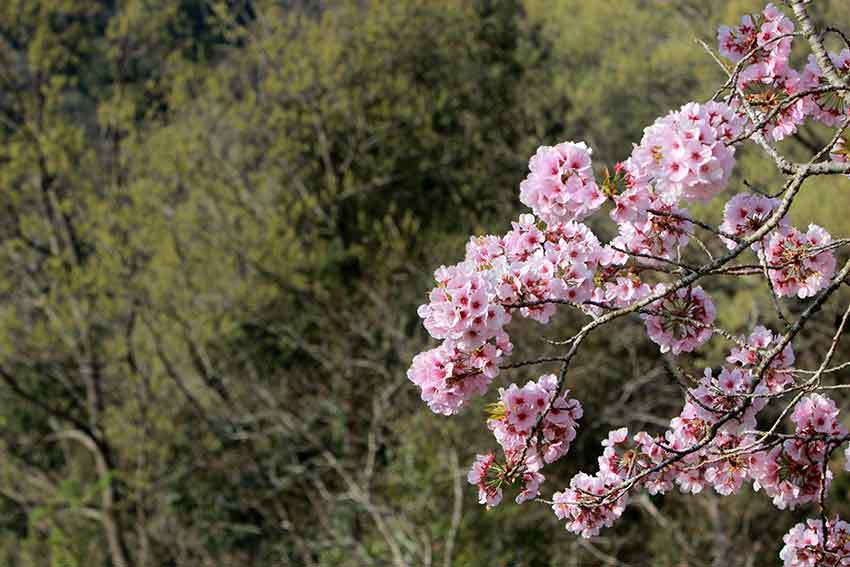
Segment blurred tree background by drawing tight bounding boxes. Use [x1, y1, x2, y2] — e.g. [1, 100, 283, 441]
[0, 0, 849, 565]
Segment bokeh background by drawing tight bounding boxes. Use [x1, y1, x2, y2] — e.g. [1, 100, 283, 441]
[1, 1, 850, 565]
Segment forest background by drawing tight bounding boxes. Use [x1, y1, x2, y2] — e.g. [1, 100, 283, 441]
[1, 1, 850, 565]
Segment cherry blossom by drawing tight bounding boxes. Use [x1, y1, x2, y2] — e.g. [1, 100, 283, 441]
[800, 50, 850, 128]
[749, 394, 846, 510]
[409, 4, 850, 562]
[418, 262, 508, 348]
[467, 453, 503, 508]
[720, 192, 786, 249]
[407, 334, 511, 416]
[726, 325, 796, 393]
[476, 374, 583, 505]
[519, 142, 605, 224]
[763, 224, 837, 299]
[792, 394, 846, 436]
[718, 4, 794, 74]
[780, 517, 850, 566]
[642, 286, 716, 355]
[623, 102, 742, 204]
[612, 205, 693, 263]
[552, 430, 631, 539]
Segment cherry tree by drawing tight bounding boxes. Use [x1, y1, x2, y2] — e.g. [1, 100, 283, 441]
[408, 2, 850, 564]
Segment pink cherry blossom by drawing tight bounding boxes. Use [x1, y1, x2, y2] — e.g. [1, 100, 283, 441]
[750, 440, 830, 510]
[698, 432, 756, 496]
[600, 275, 653, 308]
[494, 218, 604, 322]
[780, 517, 850, 566]
[418, 262, 508, 348]
[520, 142, 604, 224]
[610, 182, 654, 225]
[718, 3, 794, 82]
[515, 470, 545, 504]
[624, 102, 743, 204]
[612, 205, 694, 264]
[720, 192, 786, 249]
[501, 214, 543, 263]
[467, 453, 503, 508]
[407, 334, 511, 416]
[717, 4, 809, 141]
[552, 472, 628, 538]
[686, 367, 766, 433]
[488, 374, 583, 466]
[792, 394, 846, 436]
[643, 286, 716, 355]
[726, 325, 796, 393]
[800, 50, 850, 128]
[410, 6, 850, 560]
[718, 14, 758, 63]
[763, 224, 837, 299]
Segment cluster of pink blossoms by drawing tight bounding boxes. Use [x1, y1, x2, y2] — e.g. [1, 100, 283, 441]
[468, 374, 583, 507]
[494, 215, 609, 322]
[752, 394, 847, 510]
[720, 192, 785, 249]
[718, 4, 850, 141]
[718, 3, 802, 140]
[519, 142, 606, 224]
[611, 203, 693, 265]
[726, 325, 796, 393]
[552, 428, 630, 537]
[412, 135, 663, 414]
[781, 517, 850, 567]
[606, 101, 743, 268]
[417, 263, 508, 350]
[718, 3, 797, 129]
[549, 390, 847, 538]
[409, 210, 618, 414]
[763, 224, 837, 299]
[589, 270, 652, 311]
[642, 285, 716, 354]
[407, 336, 511, 415]
[719, 193, 837, 297]
[713, 3, 841, 298]
[801, 48, 850, 128]
[409, 3, 850, 562]
[410, 261, 513, 414]
[467, 453, 503, 508]
[549, 330, 813, 537]
[618, 101, 743, 206]
[718, 3, 793, 75]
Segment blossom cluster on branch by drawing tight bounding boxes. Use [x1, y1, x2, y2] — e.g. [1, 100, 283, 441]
[408, 2, 850, 564]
